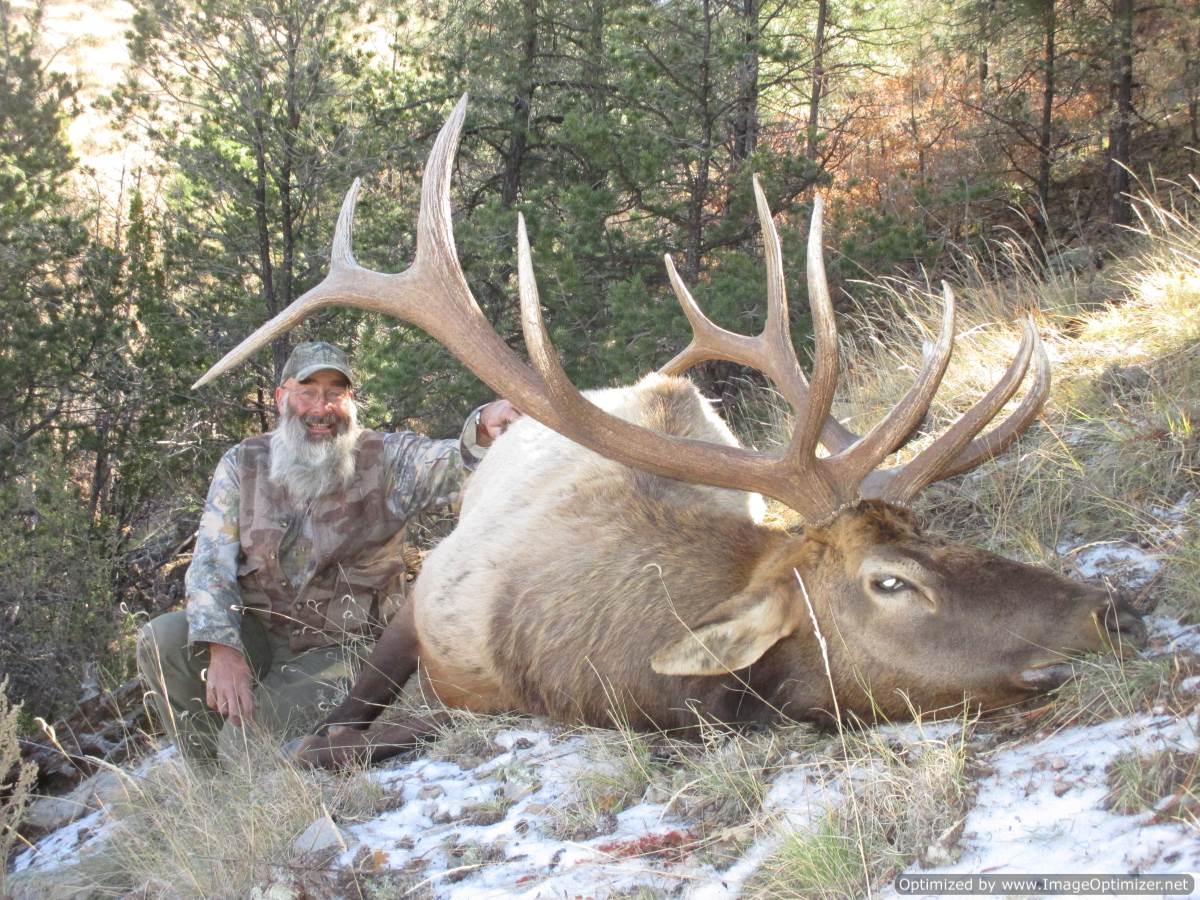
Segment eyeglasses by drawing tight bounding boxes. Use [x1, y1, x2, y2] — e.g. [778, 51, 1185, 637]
[291, 386, 351, 406]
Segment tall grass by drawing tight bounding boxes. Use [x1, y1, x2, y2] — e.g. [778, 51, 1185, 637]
[10, 732, 385, 898]
[12, 186, 1200, 896]
[788, 184, 1200, 620]
[1, 679, 37, 898]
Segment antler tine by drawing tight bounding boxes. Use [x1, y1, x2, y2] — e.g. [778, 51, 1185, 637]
[659, 193, 859, 454]
[828, 282, 957, 485]
[867, 319, 1043, 503]
[787, 194, 842, 469]
[931, 323, 1050, 480]
[330, 177, 361, 266]
[756, 176, 801, 387]
[659, 255, 761, 376]
[514, 213, 821, 504]
[192, 181, 367, 389]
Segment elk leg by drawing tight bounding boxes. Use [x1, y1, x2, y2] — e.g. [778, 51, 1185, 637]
[293, 709, 451, 769]
[319, 596, 421, 732]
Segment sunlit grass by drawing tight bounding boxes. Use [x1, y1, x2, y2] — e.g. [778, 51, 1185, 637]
[14, 185, 1200, 896]
[10, 732, 385, 898]
[741, 184, 1200, 621]
[747, 717, 973, 898]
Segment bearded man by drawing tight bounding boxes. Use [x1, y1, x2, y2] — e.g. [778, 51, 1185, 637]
[137, 341, 520, 763]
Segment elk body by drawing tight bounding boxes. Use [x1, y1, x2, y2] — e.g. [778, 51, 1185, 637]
[196, 97, 1144, 764]
[411, 377, 1136, 733]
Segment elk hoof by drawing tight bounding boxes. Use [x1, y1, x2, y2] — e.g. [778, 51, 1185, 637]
[287, 728, 374, 770]
[281, 735, 309, 758]
[284, 734, 332, 768]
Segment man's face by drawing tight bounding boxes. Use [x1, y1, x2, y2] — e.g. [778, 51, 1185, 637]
[275, 370, 354, 441]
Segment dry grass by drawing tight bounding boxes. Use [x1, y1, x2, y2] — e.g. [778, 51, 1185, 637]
[547, 724, 662, 840]
[13, 187, 1200, 896]
[1, 679, 37, 898]
[651, 723, 828, 868]
[9, 731, 386, 898]
[1105, 747, 1200, 821]
[746, 717, 974, 898]
[1044, 651, 1199, 730]
[419, 707, 531, 767]
[657, 725, 800, 831]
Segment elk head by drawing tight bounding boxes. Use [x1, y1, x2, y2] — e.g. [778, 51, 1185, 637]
[643, 499, 1142, 723]
[195, 95, 1144, 720]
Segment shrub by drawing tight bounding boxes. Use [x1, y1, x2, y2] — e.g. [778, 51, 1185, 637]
[0, 466, 129, 722]
[1, 678, 37, 894]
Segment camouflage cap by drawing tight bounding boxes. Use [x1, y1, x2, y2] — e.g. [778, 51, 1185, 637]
[280, 341, 354, 385]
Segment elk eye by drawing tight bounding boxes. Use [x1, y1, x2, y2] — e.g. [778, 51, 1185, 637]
[873, 576, 909, 594]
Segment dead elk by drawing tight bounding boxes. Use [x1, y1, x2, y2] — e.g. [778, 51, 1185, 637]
[195, 96, 1145, 767]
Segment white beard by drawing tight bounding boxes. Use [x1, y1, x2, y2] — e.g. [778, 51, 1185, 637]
[268, 401, 361, 504]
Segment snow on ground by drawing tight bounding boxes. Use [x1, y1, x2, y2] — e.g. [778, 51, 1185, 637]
[11, 745, 178, 877]
[311, 636, 1200, 899]
[13, 548, 1200, 898]
[918, 713, 1199, 877]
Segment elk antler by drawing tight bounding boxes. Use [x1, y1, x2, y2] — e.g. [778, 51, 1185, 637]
[194, 95, 1049, 521]
[659, 191, 1050, 506]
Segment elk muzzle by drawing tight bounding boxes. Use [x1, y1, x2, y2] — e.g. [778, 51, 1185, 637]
[1014, 594, 1145, 691]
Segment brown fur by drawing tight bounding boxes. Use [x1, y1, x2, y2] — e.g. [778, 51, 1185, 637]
[304, 376, 1143, 764]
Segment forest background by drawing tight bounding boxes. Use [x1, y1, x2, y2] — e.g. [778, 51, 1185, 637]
[1, 0, 1196, 724]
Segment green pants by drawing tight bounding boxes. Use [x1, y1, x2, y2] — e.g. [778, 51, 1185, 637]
[136, 611, 361, 763]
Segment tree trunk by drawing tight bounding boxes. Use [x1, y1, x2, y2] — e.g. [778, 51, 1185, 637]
[502, 0, 539, 209]
[1108, 0, 1134, 226]
[730, 0, 759, 166]
[281, 11, 302, 324]
[88, 413, 110, 524]
[1036, 0, 1056, 229]
[806, 0, 829, 163]
[978, 0, 994, 95]
[685, 0, 714, 280]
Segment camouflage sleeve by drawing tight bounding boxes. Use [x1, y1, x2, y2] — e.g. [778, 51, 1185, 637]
[382, 430, 469, 521]
[184, 446, 246, 652]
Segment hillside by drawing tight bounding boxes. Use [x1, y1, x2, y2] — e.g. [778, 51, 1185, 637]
[6, 185, 1200, 897]
[4, 0, 1200, 893]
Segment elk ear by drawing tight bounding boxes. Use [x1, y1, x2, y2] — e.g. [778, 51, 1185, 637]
[650, 581, 802, 676]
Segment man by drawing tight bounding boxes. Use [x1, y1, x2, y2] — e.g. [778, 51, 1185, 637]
[137, 341, 520, 762]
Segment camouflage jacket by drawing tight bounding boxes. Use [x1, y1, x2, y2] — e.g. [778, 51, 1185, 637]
[185, 412, 486, 652]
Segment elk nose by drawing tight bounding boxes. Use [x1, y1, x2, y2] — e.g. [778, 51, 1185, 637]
[1099, 599, 1146, 649]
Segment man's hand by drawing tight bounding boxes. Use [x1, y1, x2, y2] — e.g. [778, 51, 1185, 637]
[205, 643, 255, 726]
[476, 399, 523, 447]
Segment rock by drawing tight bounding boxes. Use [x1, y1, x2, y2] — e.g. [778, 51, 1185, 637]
[20, 676, 153, 797]
[1047, 245, 1100, 274]
[292, 812, 348, 867]
[249, 884, 302, 900]
[20, 768, 129, 837]
[920, 818, 965, 867]
[501, 778, 537, 803]
[418, 783, 444, 800]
